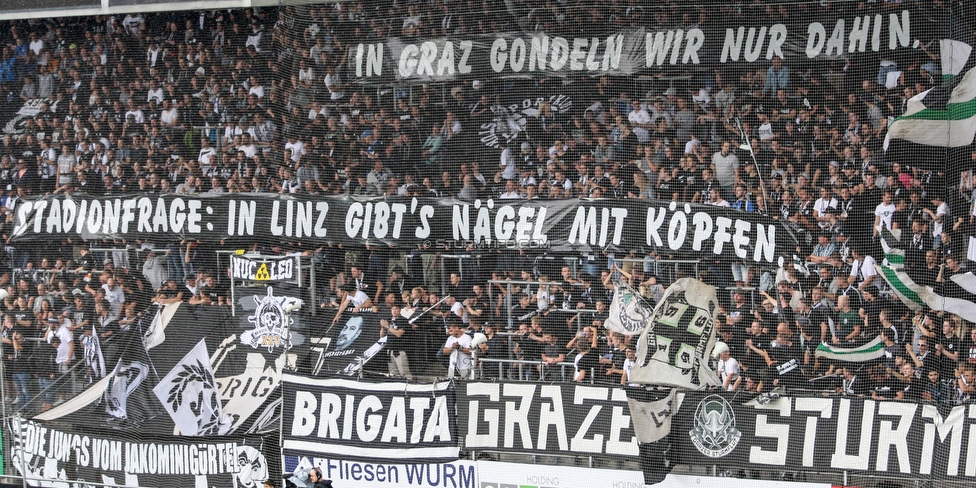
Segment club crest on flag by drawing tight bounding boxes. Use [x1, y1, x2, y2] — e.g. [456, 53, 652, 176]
[241, 287, 301, 352]
[689, 395, 741, 458]
[605, 285, 654, 335]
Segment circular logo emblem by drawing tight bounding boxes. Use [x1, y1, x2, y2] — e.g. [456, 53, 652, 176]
[689, 395, 742, 458]
[477, 94, 572, 149]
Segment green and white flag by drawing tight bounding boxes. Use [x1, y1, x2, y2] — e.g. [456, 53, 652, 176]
[917, 286, 976, 324]
[875, 263, 926, 312]
[814, 336, 886, 363]
[885, 13, 976, 149]
[879, 227, 905, 268]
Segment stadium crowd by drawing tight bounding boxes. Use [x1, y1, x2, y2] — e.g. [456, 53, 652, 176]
[0, 2, 973, 411]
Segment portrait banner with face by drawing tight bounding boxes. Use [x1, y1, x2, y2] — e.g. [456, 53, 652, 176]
[300, 313, 384, 376]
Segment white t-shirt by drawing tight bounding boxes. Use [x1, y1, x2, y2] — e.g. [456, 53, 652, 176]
[444, 333, 473, 375]
[874, 202, 896, 230]
[147, 88, 163, 104]
[850, 255, 878, 286]
[814, 197, 837, 225]
[347, 290, 369, 309]
[500, 147, 517, 180]
[102, 284, 126, 315]
[160, 107, 179, 126]
[324, 73, 345, 100]
[29, 39, 44, 56]
[718, 357, 740, 391]
[284, 140, 306, 163]
[49, 327, 74, 364]
[450, 301, 464, 319]
[628, 108, 651, 126]
[622, 358, 638, 386]
[932, 202, 949, 237]
[198, 146, 217, 167]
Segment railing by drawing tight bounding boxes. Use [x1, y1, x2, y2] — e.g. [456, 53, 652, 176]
[475, 357, 594, 383]
[486, 278, 603, 330]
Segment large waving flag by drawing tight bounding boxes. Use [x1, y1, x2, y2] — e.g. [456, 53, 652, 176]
[878, 227, 976, 319]
[876, 228, 926, 311]
[876, 263, 926, 312]
[815, 336, 886, 363]
[950, 271, 976, 294]
[885, 12, 976, 149]
[917, 286, 976, 324]
[628, 278, 722, 389]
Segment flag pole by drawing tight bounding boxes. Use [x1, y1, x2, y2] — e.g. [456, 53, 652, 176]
[735, 117, 770, 211]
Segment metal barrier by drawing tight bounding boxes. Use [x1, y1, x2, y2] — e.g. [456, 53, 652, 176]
[486, 279, 600, 330]
[476, 357, 593, 383]
[2, 470, 144, 488]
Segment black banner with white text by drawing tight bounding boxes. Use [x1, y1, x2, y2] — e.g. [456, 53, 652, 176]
[13, 194, 794, 264]
[673, 392, 976, 480]
[9, 418, 272, 488]
[230, 254, 298, 282]
[457, 381, 640, 459]
[345, 8, 924, 83]
[282, 376, 459, 463]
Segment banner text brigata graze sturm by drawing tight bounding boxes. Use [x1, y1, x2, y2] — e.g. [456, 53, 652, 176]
[13, 194, 793, 264]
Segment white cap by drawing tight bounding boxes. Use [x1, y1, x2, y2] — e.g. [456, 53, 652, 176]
[712, 341, 730, 358]
[471, 332, 488, 348]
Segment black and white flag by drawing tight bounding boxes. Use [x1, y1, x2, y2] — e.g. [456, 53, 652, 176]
[626, 388, 680, 444]
[153, 339, 232, 436]
[82, 324, 107, 380]
[604, 285, 654, 336]
[628, 278, 722, 389]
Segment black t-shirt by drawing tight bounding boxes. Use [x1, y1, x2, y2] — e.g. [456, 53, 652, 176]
[963, 338, 976, 367]
[483, 335, 507, 360]
[903, 379, 924, 402]
[938, 333, 962, 379]
[71, 303, 94, 330]
[846, 375, 872, 396]
[542, 341, 564, 359]
[521, 333, 544, 361]
[385, 317, 410, 353]
[575, 351, 601, 380]
[808, 303, 834, 334]
[728, 303, 752, 322]
[206, 282, 229, 303]
[917, 350, 940, 376]
[772, 97, 799, 119]
[769, 340, 804, 387]
[75, 253, 96, 271]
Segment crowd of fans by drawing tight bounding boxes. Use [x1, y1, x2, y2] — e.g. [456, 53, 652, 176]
[0, 2, 972, 411]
